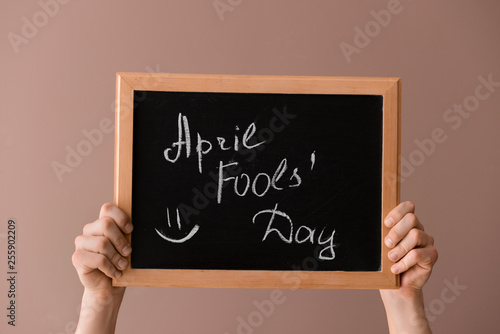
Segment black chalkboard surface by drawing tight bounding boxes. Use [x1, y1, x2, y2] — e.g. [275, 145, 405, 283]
[131, 91, 382, 271]
[113, 73, 400, 289]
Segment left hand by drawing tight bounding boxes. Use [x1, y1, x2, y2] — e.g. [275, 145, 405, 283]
[383, 201, 438, 295]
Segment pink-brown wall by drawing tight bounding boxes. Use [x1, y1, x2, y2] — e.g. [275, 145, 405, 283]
[1, 0, 499, 333]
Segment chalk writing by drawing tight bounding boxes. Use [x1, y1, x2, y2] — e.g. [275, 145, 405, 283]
[157, 112, 336, 261]
[253, 203, 336, 261]
[163, 113, 265, 173]
[155, 207, 200, 243]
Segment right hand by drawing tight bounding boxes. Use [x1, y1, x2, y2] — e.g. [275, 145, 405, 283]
[72, 203, 133, 294]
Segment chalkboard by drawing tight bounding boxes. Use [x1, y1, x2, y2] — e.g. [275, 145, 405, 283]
[113, 73, 401, 289]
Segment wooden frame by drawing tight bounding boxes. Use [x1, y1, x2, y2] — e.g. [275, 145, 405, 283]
[113, 73, 401, 289]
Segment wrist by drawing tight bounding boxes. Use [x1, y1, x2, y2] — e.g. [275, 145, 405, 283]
[80, 287, 125, 319]
[381, 286, 423, 302]
[380, 289, 431, 334]
[76, 288, 125, 334]
[83, 286, 125, 303]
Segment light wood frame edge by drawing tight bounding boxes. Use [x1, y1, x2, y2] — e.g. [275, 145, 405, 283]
[112, 73, 401, 289]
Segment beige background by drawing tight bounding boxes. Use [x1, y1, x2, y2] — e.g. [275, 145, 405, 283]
[1, 0, 499, 333]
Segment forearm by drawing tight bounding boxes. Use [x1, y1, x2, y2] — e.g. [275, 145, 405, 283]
[75, 288, 125, 334]
[380, 289, 431, 334]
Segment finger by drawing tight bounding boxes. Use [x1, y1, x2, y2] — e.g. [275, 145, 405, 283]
[391, 247, 439, 274]
[384, 201, 416, 228]
[83, 217, 132, 257]
[75, 235, 128, 270]
[99, 203, 133, 234]
[385, 212, 423, 249]
[72, 248, 122, 279]
[388, 228, 434, 262]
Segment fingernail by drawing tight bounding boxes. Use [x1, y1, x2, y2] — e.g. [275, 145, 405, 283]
[125, 223, 133, 233]
[391, 265, 400, 274]
[115, 271, 122, 278]
[389, 252, 398, 261]
[122, 245, 132, 256]
[385, 237, 394, 248]
[385, 217, 395, 227]
[118, 259, 127, 269]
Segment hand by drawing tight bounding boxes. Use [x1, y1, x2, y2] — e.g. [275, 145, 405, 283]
[380, 201, 438, 334]
[383, 201, 438, 295]
[73, 203, 132, 334]
[72, 203, 133, 295]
